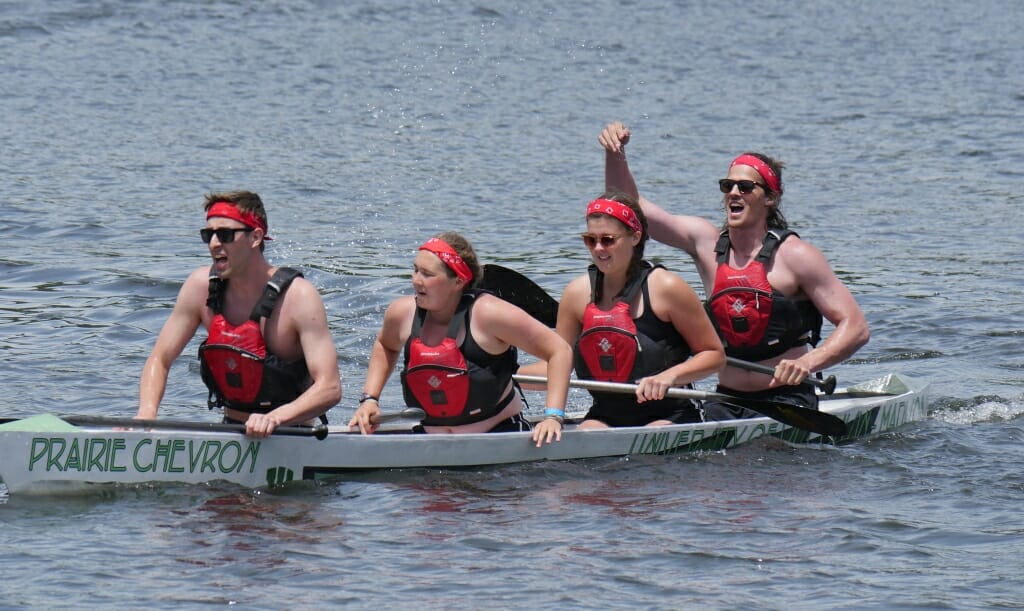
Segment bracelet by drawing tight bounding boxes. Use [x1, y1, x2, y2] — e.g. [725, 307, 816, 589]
[543, 408, 565, 424]
[359, 393, 379, 404]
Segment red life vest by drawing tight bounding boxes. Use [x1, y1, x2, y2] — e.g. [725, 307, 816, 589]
[198, 267, 311, 413]
[707, 231, 822, 361]
[575, 265, 653, 383]
[401, 292, 518, 426]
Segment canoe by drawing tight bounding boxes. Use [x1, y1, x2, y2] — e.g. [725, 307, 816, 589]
[0, 373, 927, 496]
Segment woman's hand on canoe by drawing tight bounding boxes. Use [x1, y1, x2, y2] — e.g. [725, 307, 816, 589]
[531, 417, 562, 447]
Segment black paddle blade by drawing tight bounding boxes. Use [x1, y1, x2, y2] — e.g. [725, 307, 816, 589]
[480, 264, 559, 327]
[739, 399, 848, 437]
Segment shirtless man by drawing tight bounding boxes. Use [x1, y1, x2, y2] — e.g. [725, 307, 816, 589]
[137, 191, 341, 437]
[599, 122, 869, 417]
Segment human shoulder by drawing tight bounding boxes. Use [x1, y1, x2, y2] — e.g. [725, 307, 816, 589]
[775, 233, 838, 286]
[646, 265, 688, 290]
[646, 265, 699, 306]
[646, 264, 680, 282]
[376, 296, 416, 345]
[184, 265, 213, 286]
[467, 290, 521, 322]
[274, 273, 328, 316]
[278, 273, 321, 300]
[776, 233, 828, 268]
[564, 273, 591, 296]
[558, 273, 592, 306]
[177, 265, 214, 308]
[384, 294, 416, 315]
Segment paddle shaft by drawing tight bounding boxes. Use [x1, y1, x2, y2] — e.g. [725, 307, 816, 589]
[515, 374, 763, 404]
[513, 374, 847, 437]
[726, 357, 837, 395]
[371, 408, 426, 423]
[0, 409, 427, 437]
[58, 415, 331, 440]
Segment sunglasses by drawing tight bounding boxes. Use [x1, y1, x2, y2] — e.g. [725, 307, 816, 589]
[718, 179, 766, 195]
[581, 233, 629, 249]
[200, 227, 254, 244]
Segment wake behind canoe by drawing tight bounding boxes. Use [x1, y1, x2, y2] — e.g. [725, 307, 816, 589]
[0, 373, 928, 496]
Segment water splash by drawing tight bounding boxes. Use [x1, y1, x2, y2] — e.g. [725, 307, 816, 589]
[931, 394, 1024, 425]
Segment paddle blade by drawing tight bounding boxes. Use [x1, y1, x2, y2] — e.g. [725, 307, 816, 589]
[479, 264, 559, 327]
[740, 399, 848, 437]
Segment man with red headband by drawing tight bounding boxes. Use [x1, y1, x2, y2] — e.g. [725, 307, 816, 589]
[137, 191, 341, 437]
[598, 122, 869, 418]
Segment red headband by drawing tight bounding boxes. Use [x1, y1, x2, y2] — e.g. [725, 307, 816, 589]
[206, 202, 272, 241]
[730, 154, 781, 193]
[419, 238, 473, 283]
[586, 198, 642, 234]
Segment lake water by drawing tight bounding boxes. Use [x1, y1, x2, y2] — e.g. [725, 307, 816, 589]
[2, 0, 1023, 608]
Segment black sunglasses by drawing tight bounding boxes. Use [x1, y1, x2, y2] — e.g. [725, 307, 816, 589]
[200, 227, 254, 244]
[719, 179, 766, 195]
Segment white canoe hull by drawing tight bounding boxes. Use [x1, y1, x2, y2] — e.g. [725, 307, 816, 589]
[0, 374, 928, 495]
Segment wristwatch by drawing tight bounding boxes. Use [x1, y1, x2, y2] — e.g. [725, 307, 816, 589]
[358, 393, 379, 404]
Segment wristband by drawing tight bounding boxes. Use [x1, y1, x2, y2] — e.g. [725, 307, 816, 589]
[543, 407, 565, 425]
[359, 393, 379, 404]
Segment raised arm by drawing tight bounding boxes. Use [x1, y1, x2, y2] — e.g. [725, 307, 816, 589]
[600, 121, 639, 200]
[599, 121, 720, 291]
[137, 267, 208, 419]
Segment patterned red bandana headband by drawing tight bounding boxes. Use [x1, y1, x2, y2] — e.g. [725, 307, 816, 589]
[730, 154, 781, 193]
[206, 202, 272, 241]
[586, 198, 643, 234]
[419, 238, 473, 283]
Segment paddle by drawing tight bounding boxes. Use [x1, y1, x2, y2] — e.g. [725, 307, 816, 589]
[481, 264, 558, 327]
[726, 357, 836, 394]
[481, 264, 837, 393]
[0, 409, 427, 437]
[371, 407, 426, 423]
[513, 374, 847, 437]
[0, 415, 333, 440]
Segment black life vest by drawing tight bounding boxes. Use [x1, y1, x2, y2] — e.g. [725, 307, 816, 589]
[707, 230, 822, 361]
[574, 262, 690, 384]
[198, 267, 312, 414]
[400, 291, 519, 427]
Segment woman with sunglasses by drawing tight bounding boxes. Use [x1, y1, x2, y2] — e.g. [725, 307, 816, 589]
[522, 194, 724, 439]
[598, 121, 870, 419]
[137, 191, 342, 438]
[349, 232, 572, 440]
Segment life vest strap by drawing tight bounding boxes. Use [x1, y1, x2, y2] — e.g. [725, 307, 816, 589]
[251, 267, 303, 321]
[714, 229, 798, 264]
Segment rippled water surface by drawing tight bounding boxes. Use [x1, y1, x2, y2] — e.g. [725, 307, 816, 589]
[2, 0, 1023, 608]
